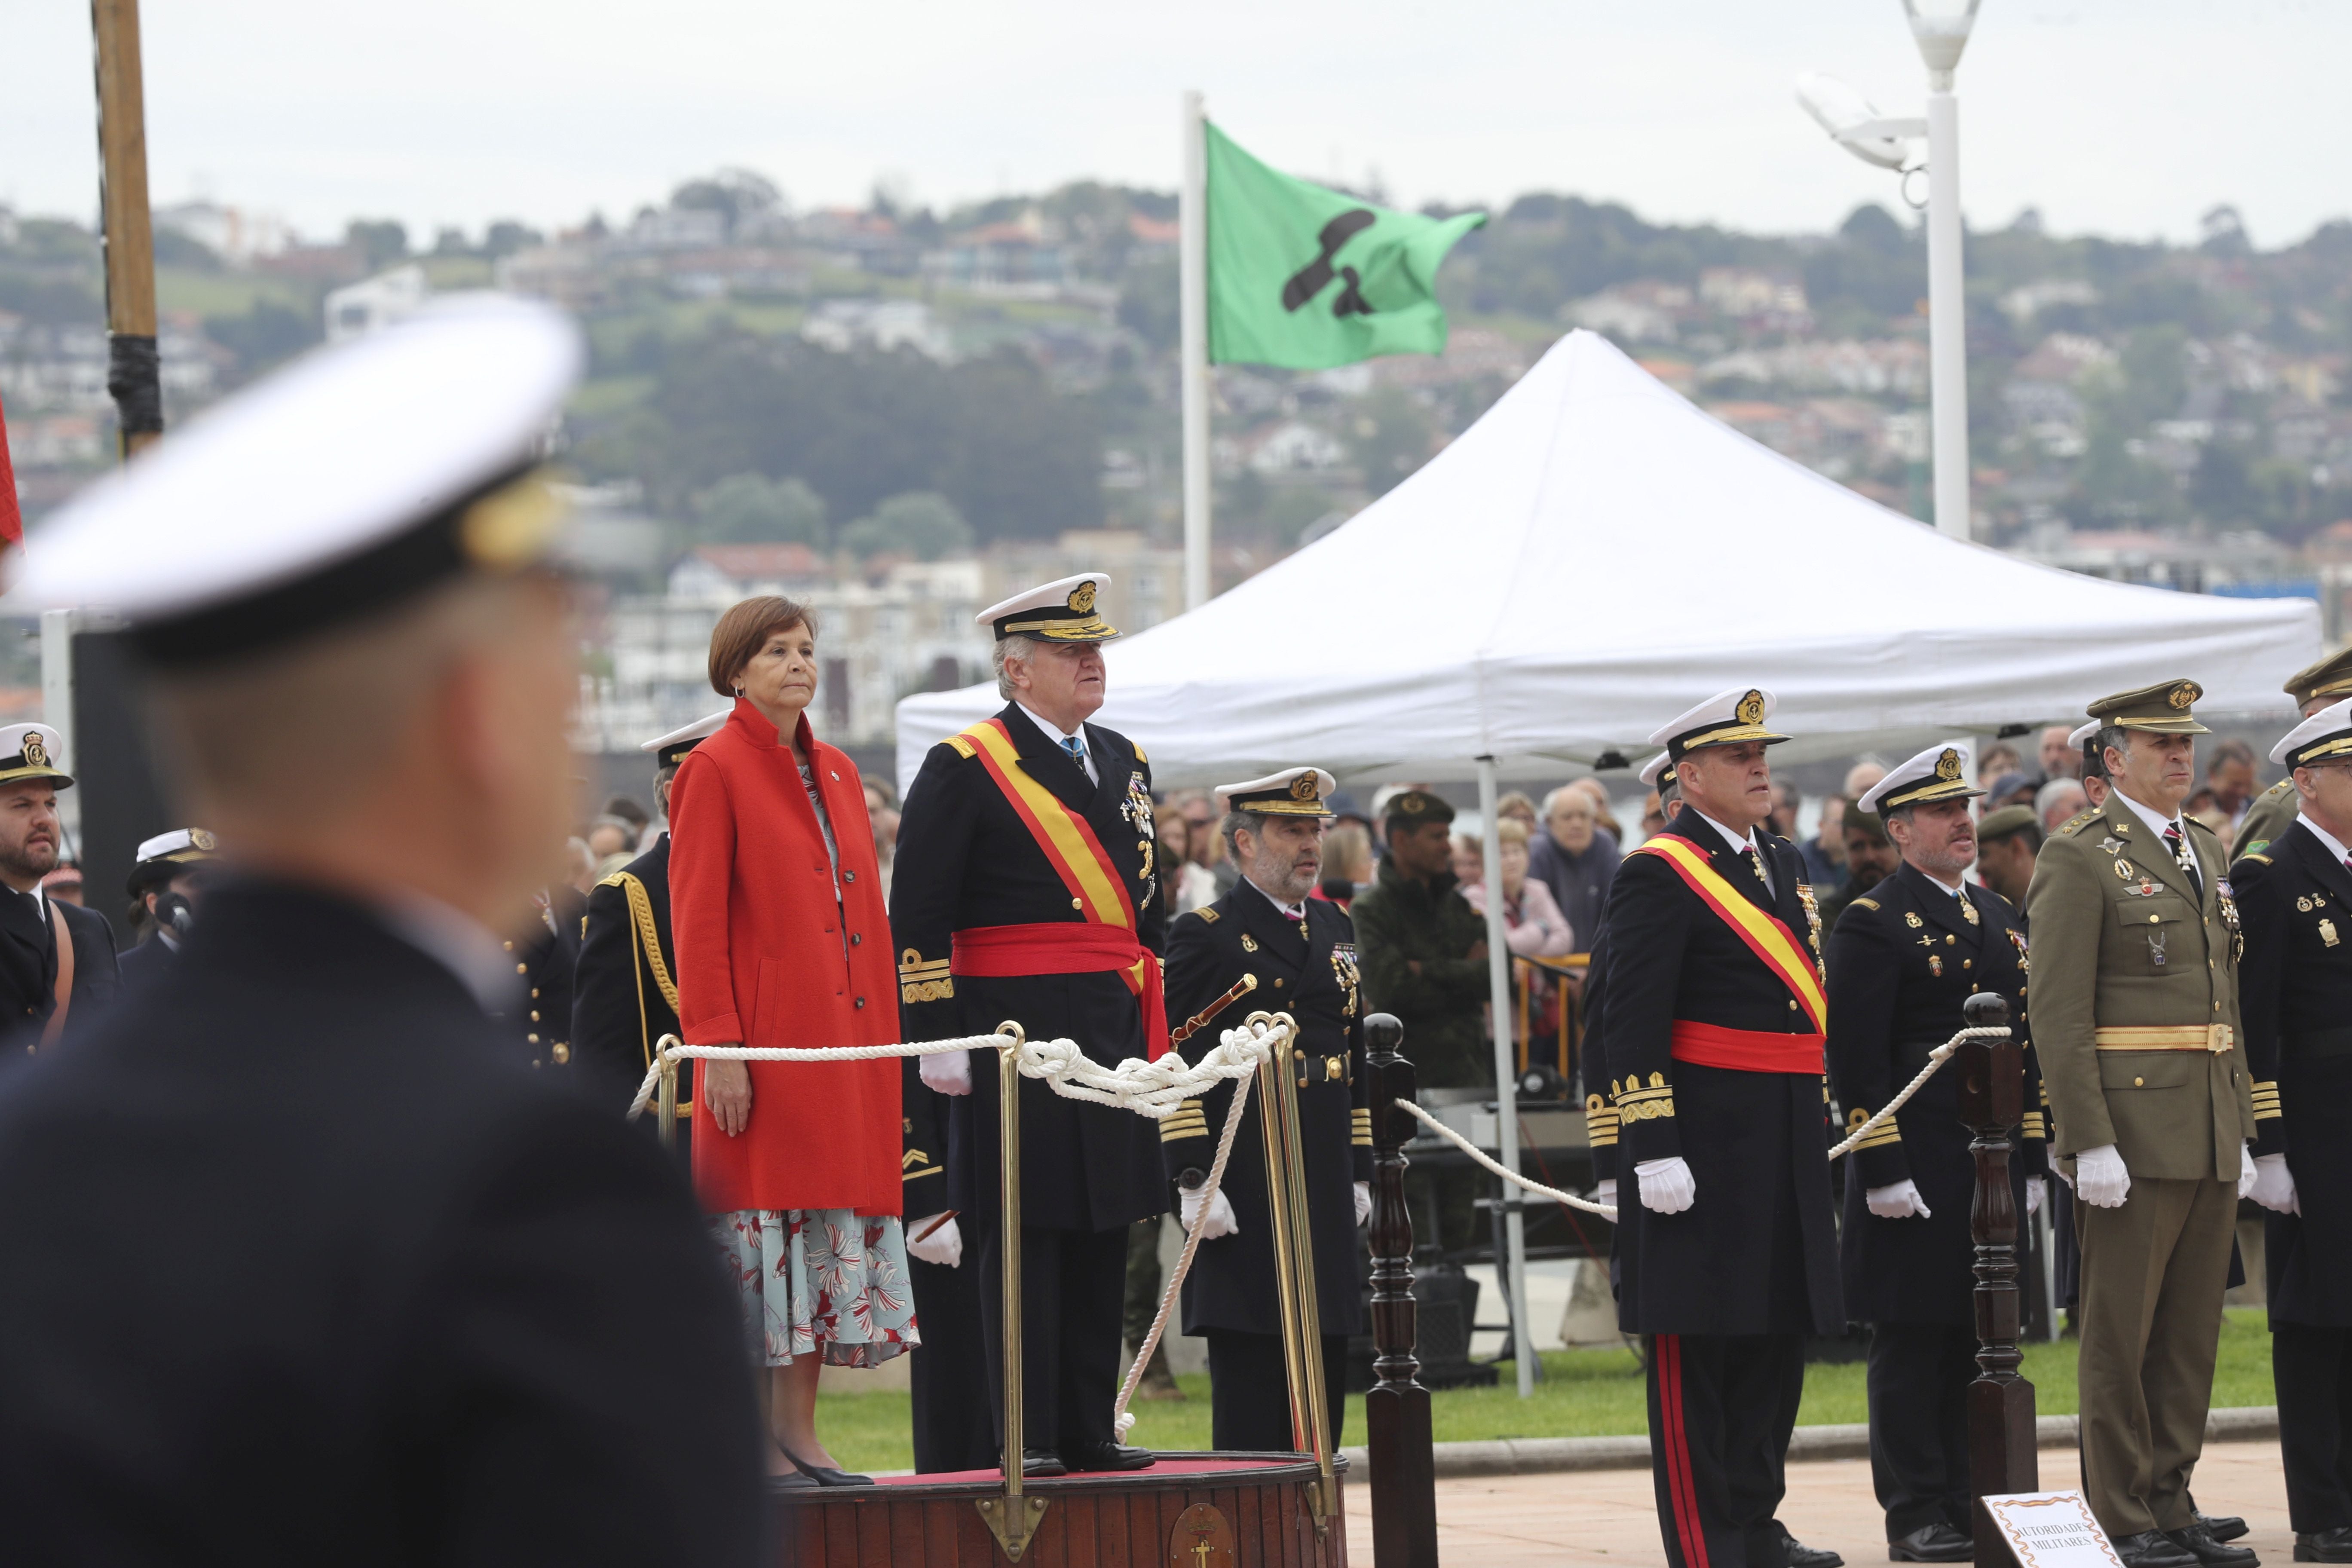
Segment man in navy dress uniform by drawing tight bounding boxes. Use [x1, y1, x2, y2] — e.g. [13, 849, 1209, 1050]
[2232, 697, 2352, 1562]
[1160, 766, 1372, 1452]
[116, 827, 217, 996]
[891, 571, 1165, 1476]
[1830, 744, 2044, 1562]
[1602, 688, 1844, 1568]
[0, 299, 763, 1560]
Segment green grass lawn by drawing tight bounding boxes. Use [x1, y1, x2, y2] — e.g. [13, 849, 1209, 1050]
[810, 1311, 2278, 1475]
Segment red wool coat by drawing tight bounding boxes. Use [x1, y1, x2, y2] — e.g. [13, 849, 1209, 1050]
[670, 701, 903, 1216]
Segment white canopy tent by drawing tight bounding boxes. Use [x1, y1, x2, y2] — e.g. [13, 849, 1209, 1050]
[899, 329, 2318, 792]
[895, 327, 2320, 1396]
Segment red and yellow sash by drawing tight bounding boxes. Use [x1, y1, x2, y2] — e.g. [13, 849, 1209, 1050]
[1633, 833, 1828, 1035]
[953, 718, 1167, 1057]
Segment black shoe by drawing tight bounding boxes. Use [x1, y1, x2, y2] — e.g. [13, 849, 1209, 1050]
[1890, 1523, 1974, 1562]
[1020, 1448, 1067, 1478]
[2112, 1531, 2199, 1568]
[780, 1447, 873, 1487]
[766, 1469, 821, 1491]
[2204, 1516, 2251, 1545]
[2296, 1526, 2352, 1562]
[1786, 1540, 1845, 1568]
[2168, 1524, 2260, 1567]
[1063, 1440, 1156, 1472]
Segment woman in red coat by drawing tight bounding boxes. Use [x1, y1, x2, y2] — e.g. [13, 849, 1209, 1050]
[671, 595, 912, 1486]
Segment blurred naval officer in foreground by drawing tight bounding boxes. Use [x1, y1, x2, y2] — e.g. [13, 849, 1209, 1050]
[1583, 748, 1681, 1216]
[116, 827, 218, 995]
[1832, 746, 2042, 1563]
[0, 299, 763, 1561]
[2028, 681, 2257, 1568]
[573, 709, 727, 1141]
[0, 724, 119, 1051]
[2230, 699, 2352, 1561]
[1602, 688, 1843, 1568]
[1160, 767, 1371, 1452]
[2235, 647, 2352, 862]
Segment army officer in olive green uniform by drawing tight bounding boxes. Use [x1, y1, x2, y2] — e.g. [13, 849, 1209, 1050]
[2027, 681, 2262, 1568]
[2235, 647, 2352, 862]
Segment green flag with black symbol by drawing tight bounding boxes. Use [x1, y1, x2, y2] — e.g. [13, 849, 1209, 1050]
[1205, 120, 1484, 370]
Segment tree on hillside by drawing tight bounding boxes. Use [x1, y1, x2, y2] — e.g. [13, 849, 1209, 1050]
[346, 220, 409, 270]
[841, 492, 972, 560]
[691, 473, 827, 547]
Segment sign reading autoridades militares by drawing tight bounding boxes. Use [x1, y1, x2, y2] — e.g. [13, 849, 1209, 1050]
[1981, 1491, 2125, 1568]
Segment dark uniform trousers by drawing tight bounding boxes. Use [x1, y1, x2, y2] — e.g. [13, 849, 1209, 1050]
[903, 1059, 995, 1474]
[890, 705, 1170, 1462]
[1824, 864, 2041, 1544]
[1203, 1330, 1349, 1454]
[2234, 823, 2352, 1531]
[1600, 811, 1844, 1568]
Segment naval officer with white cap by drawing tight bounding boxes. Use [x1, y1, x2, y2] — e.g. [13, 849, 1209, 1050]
[115, 826, 219, 995]
[0, 298, 764, 1559]
[0, 723, 120, 1050]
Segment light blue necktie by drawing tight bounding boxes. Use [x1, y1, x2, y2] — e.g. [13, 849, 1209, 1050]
[1062, 736, 1087, 769]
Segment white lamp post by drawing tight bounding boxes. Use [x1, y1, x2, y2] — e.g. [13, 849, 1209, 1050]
[1797, 0, 1982, 542]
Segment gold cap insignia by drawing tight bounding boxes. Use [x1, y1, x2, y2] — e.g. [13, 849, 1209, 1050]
[190, 828, 217, 851]
[1934, 747, 1961, 782]
[1289, 772, 1318, 801]
[2169, 683, 2195, 710]
[21, 735, 49, 769]
[1067, 581, 1098, 614]
[1735, 689, 1765, 725]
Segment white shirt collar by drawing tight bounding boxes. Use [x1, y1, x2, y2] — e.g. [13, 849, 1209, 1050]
[376, 891, 520, 1012]
[2113, 787, 2187, 845]
[1243, 873, 1307, 921]
[1912, 862, 1966, 898]
[1691, 808, 1759, 857]
[2299, 809, 2352, 867]
[1014, 700, 1085, 749]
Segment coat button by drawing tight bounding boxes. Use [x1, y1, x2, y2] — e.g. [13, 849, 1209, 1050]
[851, 933, 862, 946]
[530, 1010, 540, 1022]
[1788, 1000, 1798, 1011]
[502, 940, 514, 951]
[528, 1033, 540, 1044]
[2134, 1076, 2145, 1087]
[854, 997, 867, 1009]
[1963, 960, 1972, 970]
[1072, 897, 1084, 910]
[552, 1043, 571, 1063]
[1274, 978, 1284, 987]
[2148, 915, 2159, 925]
[515, 962, 528, 974]
[530, 988, 539, 998]
[1946, 934, 1957, 945]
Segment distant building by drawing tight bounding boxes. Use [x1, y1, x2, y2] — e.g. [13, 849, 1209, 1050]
[621, 206, 727, 251]
[1226, 420, 1346, 476]
[153, 200, 291, 266]
[495, 244, 607, 311]
[800, 299, 952, 361]
[1699, 268, 1808, 321]
[324, 265, 427, 342]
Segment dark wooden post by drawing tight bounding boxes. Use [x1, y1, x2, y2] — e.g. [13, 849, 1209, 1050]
[1956, 992, 2037, 1567]
[1364, 1013, 1439, 1568]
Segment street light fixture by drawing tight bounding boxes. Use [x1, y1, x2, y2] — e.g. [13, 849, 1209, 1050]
[1796, 0, 1982, 543]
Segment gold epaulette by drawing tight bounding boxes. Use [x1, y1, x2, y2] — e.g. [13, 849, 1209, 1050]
[900, 948, 953, 1004]
[1351, 1107, 1372, 1148]
[2062, 810, 2103, 836]
[1846, 1103, 1902, 1151]
[1584, 1093, 1619, 1147]
[1612, 1073, 1675, 1121]
[1161, 1099, 1209, 1142]
[1851, 897, 1880, 912]
[2252, 1080, 2283, 1121]
[1133, 741, 1149, 763]
[943, 734, 978, 760]
[902, 1148, 943, 1181]
[597, 870, 629, 889]
[1190, 907, 1220, 924]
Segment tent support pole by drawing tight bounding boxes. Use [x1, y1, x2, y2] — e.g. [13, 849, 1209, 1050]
[1476, 755, 1536, 1398]
[1179, 89, 1211, 611]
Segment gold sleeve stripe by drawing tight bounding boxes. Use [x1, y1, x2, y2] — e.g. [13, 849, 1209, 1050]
[2021, 1112, 2047, 1139]
[902, 1164, 943, 1181]
[2252, 1081, 2283, 1119]
[1854, 1125, 1904, 1150]
[1351, 1107, 1373, 1146]
[1614, 1084, 1674, 1106]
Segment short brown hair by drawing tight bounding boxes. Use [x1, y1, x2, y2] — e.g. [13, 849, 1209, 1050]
[707, 596, 817, 697]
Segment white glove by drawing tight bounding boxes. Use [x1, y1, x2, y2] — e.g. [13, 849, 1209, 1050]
[2250, 1152, 2297, 1214]
[906, 1213, 962, 1268]
[2237, 1142, 2260, 1200]
[2074, 1144, 2130, 1209]
[1635, 1156, 1696, 1215]
[1180, 1185, 1239, 1240]
[2026, 1177, 2044, 1218]
[919, 1049, 972, 1096]
[1866, 1179, 1932, 1219]
[1596, 1179, 1619, 1212]
[1353, 1181, 1372, 1227]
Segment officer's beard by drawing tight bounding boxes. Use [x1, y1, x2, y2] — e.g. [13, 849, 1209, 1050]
[0, 833, 59, 886]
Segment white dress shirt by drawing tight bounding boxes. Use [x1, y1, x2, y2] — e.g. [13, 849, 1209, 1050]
[1691, 808, 1772, 894]
[1013, 701, 1097, 785]
[2298, 809, 2352, 868]
[1242, 874, 1308, 923]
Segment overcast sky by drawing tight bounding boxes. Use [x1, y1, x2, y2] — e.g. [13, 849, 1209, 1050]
[5, 0, 2346, 251]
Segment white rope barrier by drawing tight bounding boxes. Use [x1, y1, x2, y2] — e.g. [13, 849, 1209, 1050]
[1392, 1022, 2011, 1222]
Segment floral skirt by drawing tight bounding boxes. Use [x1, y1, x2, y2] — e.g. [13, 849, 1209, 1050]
[713, 1209, 919, 1368]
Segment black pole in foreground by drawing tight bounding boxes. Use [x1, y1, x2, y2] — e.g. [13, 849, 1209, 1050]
[1365, 1012, 1440, 1568]
[1957, 991, 2037, 1567]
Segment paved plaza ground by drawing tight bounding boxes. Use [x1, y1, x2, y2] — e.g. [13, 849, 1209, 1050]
[1342, 1439, 2293, 1567]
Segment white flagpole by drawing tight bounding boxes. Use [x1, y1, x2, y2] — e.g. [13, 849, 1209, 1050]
[1179, 90, 1211, 611]
[1477, 756, 1537, 1398]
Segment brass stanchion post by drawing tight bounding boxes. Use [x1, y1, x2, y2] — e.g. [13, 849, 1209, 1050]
[655, 1044, 678, 1153]
[977, 1025, 1047, 1561]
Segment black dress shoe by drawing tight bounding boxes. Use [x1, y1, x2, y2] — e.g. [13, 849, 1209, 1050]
[1785, 1539, 1844, 1568]
[1020, 1448, 1067, 1478]
[1890, 1522, 1974, 1562]
[2112, 1531, 2198, 1568]
[1063, 1440, 1156, 1472]
[2203, 1516, 2250, 1545]
[2168, 1523, 2260, 1567]
[780, 1448, 873, 1487]
[2296, 1525, 2352, 1562]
